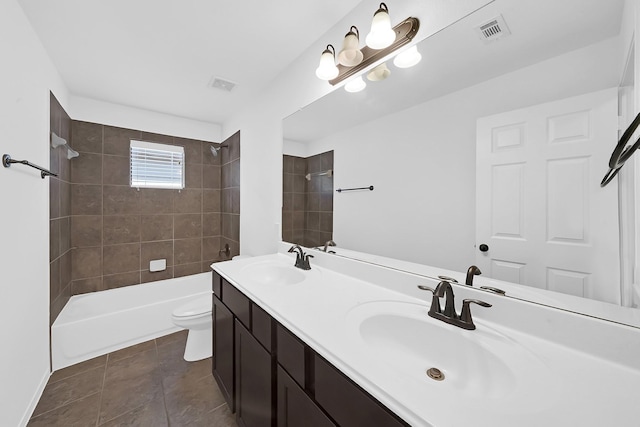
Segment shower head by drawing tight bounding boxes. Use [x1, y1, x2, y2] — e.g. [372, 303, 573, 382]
[209, 144, 228, 157]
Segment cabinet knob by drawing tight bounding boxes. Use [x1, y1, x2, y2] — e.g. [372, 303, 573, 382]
[479, 244, 489, 252]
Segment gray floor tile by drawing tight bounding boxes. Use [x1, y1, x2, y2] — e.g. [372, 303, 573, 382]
[28, 392, 101, 427]
[32, 366, 104, 417]
[31, 331, 234, 427]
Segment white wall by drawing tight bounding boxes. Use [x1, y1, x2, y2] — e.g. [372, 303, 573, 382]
[0, 1, 69, 425]
[222, 0, 494, 257]
[70, 95, 221, 142]
[299, 36, 622, 270]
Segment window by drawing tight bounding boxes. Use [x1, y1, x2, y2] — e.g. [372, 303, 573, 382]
[130, 140, 184, 189]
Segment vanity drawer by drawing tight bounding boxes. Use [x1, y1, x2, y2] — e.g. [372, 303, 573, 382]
[251, 302, 273, 353]
[222, 279, 250, 328]
[313, 354, 408, 427]
[276, 324, 306, 388]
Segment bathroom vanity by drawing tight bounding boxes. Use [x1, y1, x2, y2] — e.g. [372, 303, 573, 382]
[211, 246, 640, 427]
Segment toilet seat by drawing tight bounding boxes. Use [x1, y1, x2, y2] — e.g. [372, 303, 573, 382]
[172, 294, 212, 318]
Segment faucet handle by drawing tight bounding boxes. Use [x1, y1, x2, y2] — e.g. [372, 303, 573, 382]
[418, 285, 442, 315]
[417, 285, 435, 293]
[459, 299, 492, 330]
[302, 254, 314, 270]
[480, 286, 506, 295]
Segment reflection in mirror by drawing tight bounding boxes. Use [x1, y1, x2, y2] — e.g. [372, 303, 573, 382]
[282, 150, 334, 248]
[283, 0, 640, 324]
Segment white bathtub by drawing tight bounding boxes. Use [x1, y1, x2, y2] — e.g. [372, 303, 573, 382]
[51, 272, 212, 371]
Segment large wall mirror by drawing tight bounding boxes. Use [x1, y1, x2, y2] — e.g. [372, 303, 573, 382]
[283, 0, 640, 325]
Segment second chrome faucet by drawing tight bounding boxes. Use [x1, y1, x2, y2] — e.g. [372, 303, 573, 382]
[418, 281, 491, 330]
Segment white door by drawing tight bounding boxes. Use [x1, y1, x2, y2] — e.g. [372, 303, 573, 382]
[476, 88, 620, 304]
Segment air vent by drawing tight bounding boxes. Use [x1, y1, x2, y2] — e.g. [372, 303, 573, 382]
[475, 14, 511, 43]
[209, 77, 236, 92]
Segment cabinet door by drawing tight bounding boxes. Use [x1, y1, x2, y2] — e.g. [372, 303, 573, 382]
[236, 320, 274, 427]
[314, 355, 408, 427]
[213, 295, 235, 411]
[277, 366, 335, 427]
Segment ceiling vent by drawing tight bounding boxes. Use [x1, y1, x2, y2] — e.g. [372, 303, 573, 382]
[474, 15, 511, 43]
[209, 77, 236, 92]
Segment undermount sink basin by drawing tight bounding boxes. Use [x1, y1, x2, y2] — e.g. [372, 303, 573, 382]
[346, 301, 557, 407]
[240, 260, 308, 286]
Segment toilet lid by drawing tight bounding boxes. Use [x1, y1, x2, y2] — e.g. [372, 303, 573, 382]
[172, 294, 212, 317]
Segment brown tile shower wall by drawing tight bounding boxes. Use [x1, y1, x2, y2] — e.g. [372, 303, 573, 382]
[282, 155, 307, 244]
[68, 120, 237, 296]
[49, 93, 73, 325]
[220, 131, 241, 258]
[304, 151, 333, 247]
[282, 151, 333, 248]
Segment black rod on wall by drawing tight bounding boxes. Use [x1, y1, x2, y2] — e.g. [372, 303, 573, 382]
[601, 111, 640, 187]
[336, 185, 374, 193]
[2, 154, 57, 179]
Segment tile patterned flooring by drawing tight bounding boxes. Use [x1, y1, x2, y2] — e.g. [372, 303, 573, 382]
[28, 331, 237, 426]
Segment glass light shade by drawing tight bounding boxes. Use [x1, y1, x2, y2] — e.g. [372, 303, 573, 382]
[345, 76, 366, 93]
[393, 45, 422, 68]
[315, 46, 339, 80]
[367, 63, 391, 81]
[338, 30, 364, 66]
[365, 4, 396, 49]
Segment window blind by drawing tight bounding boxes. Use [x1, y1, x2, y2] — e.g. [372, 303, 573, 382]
[130, 140, 184, 189]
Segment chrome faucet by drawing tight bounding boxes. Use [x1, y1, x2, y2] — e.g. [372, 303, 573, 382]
[288, 245, 313, 270]
[465, 265, 482, 286]
[418, 281, 491, 330]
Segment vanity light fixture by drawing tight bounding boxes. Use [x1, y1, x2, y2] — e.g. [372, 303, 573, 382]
[315, 45, 339, 80]
[338, 26, 364, 66]
[344, 75, 367, 92]
[365, 3, 396, 49]
[315, 12, 419, 86]
[367, 63, 391, 81]
[393, 45, 422, 68]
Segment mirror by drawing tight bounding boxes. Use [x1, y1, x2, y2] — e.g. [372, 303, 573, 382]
[283, 0, 640, 325]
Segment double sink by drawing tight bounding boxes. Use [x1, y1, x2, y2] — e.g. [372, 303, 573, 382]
[216, 251, 640, 426]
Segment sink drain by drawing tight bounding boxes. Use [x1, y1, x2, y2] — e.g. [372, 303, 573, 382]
[426, 367, 445, 381]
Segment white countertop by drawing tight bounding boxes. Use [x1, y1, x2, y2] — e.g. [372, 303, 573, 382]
[213, 250, 640, 427]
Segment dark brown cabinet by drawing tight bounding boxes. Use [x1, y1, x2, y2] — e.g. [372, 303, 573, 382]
[212, 295, 235, 411]
[212, 271, 409, 427]
[277, 366, 335, 427]
[236, 320, 274, 427]
[314, 355, 406, 427]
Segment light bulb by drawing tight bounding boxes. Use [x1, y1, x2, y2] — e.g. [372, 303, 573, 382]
[338, 26, 364, 67]
[345, 76, 366, 93]
[367, 63, 391, 81]
[315, 45, 339, 80]
[365, 3, 396, 49]
[393, 45, 422, 68]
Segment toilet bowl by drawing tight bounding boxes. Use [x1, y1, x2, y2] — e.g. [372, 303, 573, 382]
[171, 294, 212, 362]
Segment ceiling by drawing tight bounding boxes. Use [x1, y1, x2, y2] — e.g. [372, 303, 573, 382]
[284, 0, 626, 143]
[17, 0, 362, 125]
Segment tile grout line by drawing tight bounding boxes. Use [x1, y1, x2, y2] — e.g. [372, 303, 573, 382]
[95, 352, 109, 427]
[155, 338, 172, 426]
[29, 391, 103, 423]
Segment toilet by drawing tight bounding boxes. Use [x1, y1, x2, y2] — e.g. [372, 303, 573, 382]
[171, 294, 212, 362]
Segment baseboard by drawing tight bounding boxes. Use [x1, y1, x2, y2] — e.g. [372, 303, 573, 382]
[18, 369, 50, 427]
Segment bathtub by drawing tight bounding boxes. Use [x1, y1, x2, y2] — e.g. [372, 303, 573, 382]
[51, 272, 212, 371]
